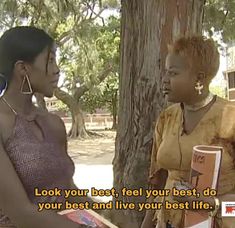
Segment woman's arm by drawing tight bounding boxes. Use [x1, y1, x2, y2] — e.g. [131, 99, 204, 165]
[141, 112, 167, 228]
[0, 137, 82, 228]
[141, 168, 168, 228]
[49, 115, 96, 206]
[141, 196, 156, 228]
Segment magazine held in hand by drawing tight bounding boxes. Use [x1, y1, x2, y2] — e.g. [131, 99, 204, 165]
[58, 208, 118, 228]
[184, 145, 222, 228]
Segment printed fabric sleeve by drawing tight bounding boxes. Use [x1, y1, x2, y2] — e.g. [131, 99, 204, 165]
[148, 111, 166, 188]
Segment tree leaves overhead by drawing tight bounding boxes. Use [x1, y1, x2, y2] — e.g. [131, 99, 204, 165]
[204, 0, 235, 42]
[0, 0, 233, 109]
[79, 15, 120, 113]
[80, 71, 119, 114]
[0, 0, 120, 36]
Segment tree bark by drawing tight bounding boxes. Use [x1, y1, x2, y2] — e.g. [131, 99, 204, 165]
[111, 90, 118, 130]
[113, 0, 205, 227]
[53, 66, 112, 138]
[54, 88, 88, 139]
[68, 103, 88, 138]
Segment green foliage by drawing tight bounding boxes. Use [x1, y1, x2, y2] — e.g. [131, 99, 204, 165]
[101, 0, 120, 9]
[204, 0, 235, 42]
[209, 84, 226, 98]
[80, 72, 119, 113]
[55, 100, 69, 112]
[79, 15, 120, 114]
[6, 0, 235, 115]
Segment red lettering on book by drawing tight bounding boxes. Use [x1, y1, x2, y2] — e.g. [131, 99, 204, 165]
[225, 206, 235, 214]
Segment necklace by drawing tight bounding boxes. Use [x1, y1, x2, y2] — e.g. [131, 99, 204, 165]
[1, 97, 38, 121]
[2, 97, 17, 115]
[183, 92, 215, 112]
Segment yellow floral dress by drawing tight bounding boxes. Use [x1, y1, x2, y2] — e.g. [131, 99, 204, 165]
[149, 96, 235, 228]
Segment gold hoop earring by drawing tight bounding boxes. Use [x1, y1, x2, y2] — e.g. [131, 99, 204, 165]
[195, 81, 203, 95]
[20, 74, 33, 95]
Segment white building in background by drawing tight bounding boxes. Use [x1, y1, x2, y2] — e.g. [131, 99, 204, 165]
[44, 96, 60, 112]
[223, 42, 235, 101]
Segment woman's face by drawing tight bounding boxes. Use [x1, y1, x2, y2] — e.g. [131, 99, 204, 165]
[163, 53, 197, 103]
[28, 45, 60, 97]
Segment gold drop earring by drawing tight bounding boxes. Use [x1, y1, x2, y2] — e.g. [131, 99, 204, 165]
[20, 74, 33, 95]
[195, 81, 203, 95]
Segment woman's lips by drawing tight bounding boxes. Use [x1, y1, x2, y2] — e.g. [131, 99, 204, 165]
[51, 80, 58, 88]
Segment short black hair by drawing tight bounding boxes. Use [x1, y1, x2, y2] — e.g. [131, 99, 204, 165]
[168, 35, 219, 82]
[0, 26, 54, 88]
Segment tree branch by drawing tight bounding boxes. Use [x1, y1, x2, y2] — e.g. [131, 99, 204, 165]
[87, 6, 105, 25]
[29, 0, 44, 26]
[54, 88, 74, 108]
[57, 30, 74, 46]
[82, 0, 105, 25]
[74, 85, 90, 100]
[88, 0, 96, 19]
[74, 64, 113, 100]
[221, 10, 229, 29]
[57, 10, 82, 46]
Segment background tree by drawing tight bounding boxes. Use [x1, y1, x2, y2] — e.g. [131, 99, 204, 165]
[113, 0, 205, 226]
[80, 72, 119, 129]
[55, 15, 120, 137]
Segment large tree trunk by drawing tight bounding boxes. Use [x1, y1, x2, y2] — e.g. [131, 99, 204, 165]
[68, 103, 88, 138]
[54, 66, 112, 139]
[113, 0, 205, 227]
[111, 90, 118, 130]
[54, 88, 89, 139]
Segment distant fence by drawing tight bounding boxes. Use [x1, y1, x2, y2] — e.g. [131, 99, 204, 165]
[61, 114, 114, 130]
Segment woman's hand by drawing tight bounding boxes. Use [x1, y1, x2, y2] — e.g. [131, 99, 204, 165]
[141, 209, 155, 228]
[172, 181, 215, 211]
[172, 181, 193, 202]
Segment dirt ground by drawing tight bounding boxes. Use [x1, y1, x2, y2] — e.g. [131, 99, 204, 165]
[67, 130, 116, 165]
[67, 130, 116, 202]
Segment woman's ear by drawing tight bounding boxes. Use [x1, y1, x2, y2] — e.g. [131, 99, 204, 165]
[14, 61, 29, 78]
[197, 71, 206, 83]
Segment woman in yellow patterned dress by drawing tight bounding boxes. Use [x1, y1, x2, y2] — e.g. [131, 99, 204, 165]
[141, 36, 235, 228]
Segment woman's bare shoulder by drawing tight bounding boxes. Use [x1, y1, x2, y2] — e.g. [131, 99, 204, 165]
[0, 107, 16, 144]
